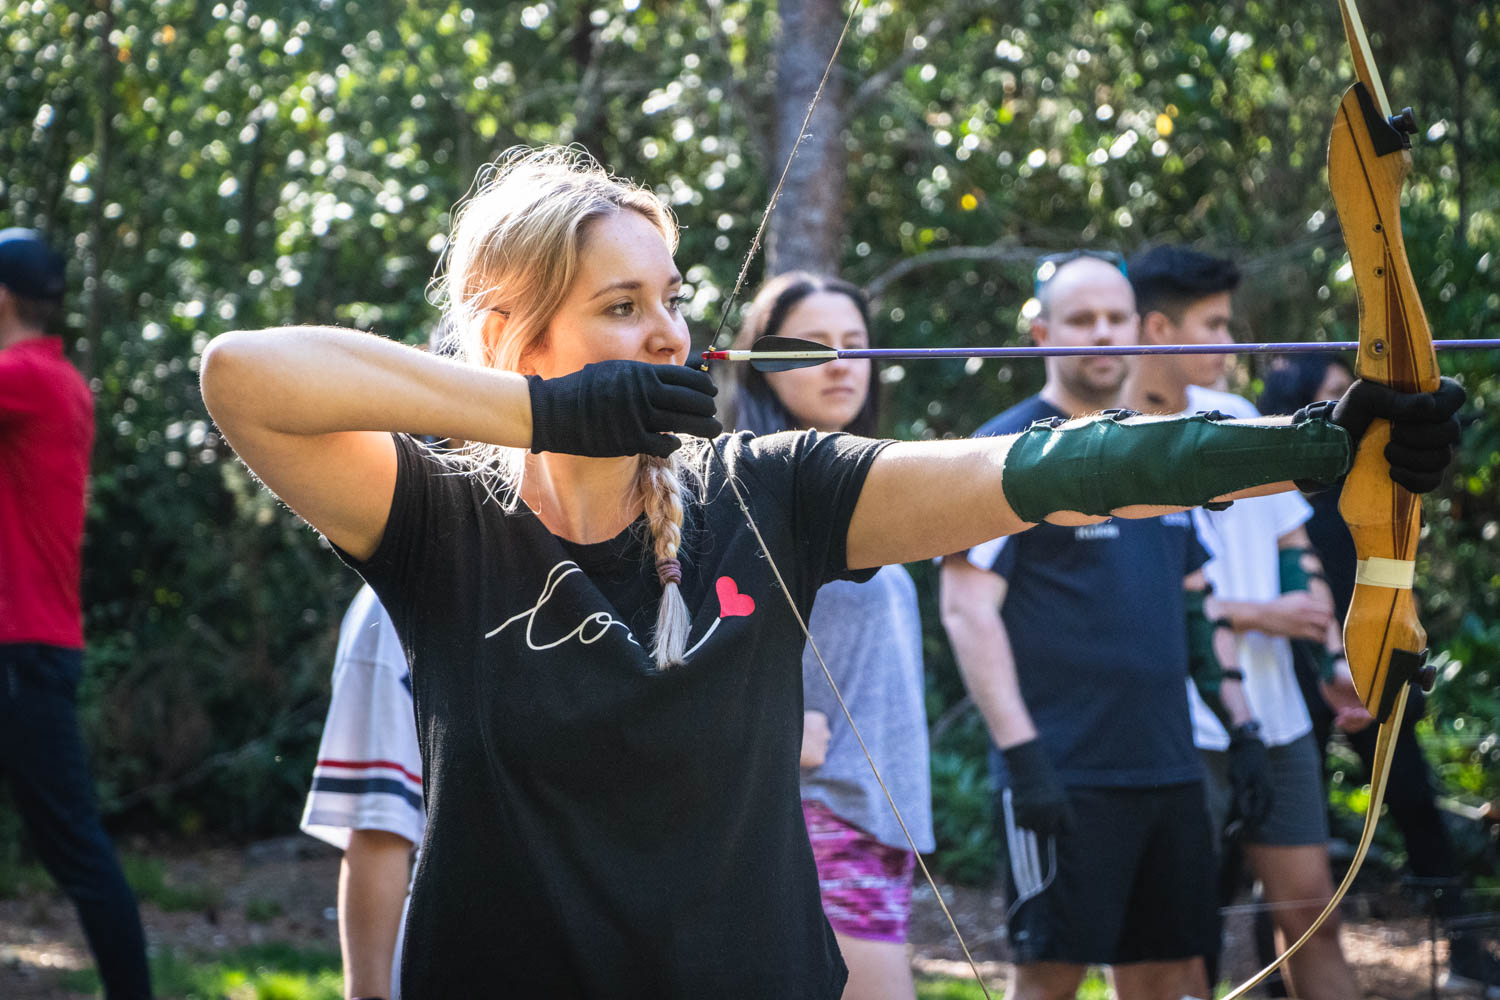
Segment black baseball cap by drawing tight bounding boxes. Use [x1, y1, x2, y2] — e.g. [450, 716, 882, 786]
[0, 228, 66, 302]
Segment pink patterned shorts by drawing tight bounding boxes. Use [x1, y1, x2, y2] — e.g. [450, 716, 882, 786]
[801, 798, 916, 943]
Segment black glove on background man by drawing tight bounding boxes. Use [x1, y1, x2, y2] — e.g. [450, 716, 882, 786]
[1002, 739, 1074, 838]
[1224, 720, 1274, 839]
[528, 360, 721, 458]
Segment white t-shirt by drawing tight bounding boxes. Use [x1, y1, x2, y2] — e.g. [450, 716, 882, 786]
[301, 584, 425, 999]
[1185, 386, 1316, 750]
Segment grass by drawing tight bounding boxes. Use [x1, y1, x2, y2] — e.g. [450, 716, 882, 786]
[56, 948, 1217, 1000]
[0, 850, 222, 912]
[917, 975, 998, 999]
[0, 857, 52, 899]
[58, 942, 343, 1000]
[244, 896, 285, 923]
[917, 968, 1115, 1000]
[120, 853, 223, 913]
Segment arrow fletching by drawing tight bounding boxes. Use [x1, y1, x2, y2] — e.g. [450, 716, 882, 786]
[710, 335, 841, 372]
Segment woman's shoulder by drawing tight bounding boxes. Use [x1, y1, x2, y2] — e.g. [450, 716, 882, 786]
[696, 427, 808, 455]
[683, 428, 887, 491]
[693, 428, 879, 464]
[386, 434, 535, 536]
[678, 429, 802, 478]
[394, 434, 513, 494]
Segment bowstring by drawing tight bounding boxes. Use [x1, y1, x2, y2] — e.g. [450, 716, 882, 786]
[703, 0, 996, 993]
[1219, 685, 1408, 1000]
[713, 467, 995, 996]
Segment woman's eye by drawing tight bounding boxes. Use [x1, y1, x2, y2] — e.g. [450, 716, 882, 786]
[667, 294, 687, 312]
[607, 300, 635, 317]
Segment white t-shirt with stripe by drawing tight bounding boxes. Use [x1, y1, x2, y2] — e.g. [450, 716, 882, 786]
[301, 584, 425, 998]
[1185, 386, 1316, 750]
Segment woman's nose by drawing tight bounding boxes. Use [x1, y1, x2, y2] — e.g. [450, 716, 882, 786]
[646, 304, 689, 358]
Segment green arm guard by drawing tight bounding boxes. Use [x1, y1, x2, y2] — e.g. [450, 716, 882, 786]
[1000, 410, 1351, 524]
[1280, 547, 1336, 682]
[1185, 587, 1236, 730]
[1278, 547, 1312, 592]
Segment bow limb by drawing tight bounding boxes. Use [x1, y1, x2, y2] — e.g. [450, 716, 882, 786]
[1329, 0, 1440, 722]
[1223, 5, 1438, 995]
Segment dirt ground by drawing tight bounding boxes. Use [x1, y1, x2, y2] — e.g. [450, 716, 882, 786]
[0, 839, 1490, 999]
[906, 880, 1489, 999]
[0, 838, 342, 1000]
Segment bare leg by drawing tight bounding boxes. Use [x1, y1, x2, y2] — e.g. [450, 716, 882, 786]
[1009, 961, 1089, 1000]
[1245, 843, 1359, 1000]
[1111, 958, 1210, 1000]
[835, 933, 917, 1000]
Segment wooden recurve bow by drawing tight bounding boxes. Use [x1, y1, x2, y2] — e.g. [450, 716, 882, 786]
[1222, 2, 1441, 996]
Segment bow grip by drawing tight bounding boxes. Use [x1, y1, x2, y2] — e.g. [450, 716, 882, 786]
[1337, 434, 1428, 723]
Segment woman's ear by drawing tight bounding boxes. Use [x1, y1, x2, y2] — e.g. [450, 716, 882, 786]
[481, 308, 509, 369]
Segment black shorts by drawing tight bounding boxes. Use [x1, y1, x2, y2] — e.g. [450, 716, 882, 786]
[997, 781, 1217, 966]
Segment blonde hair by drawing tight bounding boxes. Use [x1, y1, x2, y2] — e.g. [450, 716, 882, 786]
[435, 145, 695, 669]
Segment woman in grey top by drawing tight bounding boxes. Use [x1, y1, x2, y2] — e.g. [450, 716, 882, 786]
[722, 272, 933, 1000]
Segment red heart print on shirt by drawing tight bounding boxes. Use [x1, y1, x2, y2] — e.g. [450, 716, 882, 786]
[715, 576, 756, 618]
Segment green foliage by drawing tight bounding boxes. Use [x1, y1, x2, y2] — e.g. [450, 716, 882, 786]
[0, 860, 52, 900]
[57, 942, 343, 1000]
[1078, 970, 1113, 1000]
[927, 710, 999, 887]
[0, 807, 51, 898]
[121, 853, 222, 913]
[245, 896, 286, 923]
[916, 975, 998, 999]
[915, 969, 1109, 999]
[1, 0, 1496, 872]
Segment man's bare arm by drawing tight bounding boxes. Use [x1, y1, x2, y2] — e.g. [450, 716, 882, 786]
[938, 557, 1034, 748]
[340, 829, 414, 999]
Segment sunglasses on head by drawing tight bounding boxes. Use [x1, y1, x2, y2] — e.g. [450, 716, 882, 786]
[1033, 250, 1128, 297]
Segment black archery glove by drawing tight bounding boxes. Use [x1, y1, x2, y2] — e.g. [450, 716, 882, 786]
[1001, 739, 1074, 838]
[1225, 721, 1274, 838]
[1293, 376, 1465, 493]
[527, 360, 722, 459]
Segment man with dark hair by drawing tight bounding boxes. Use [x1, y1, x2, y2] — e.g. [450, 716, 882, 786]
[1125, 246, 1242, 398]
[941, 252, 1266, 1000]
[1127, 244, 1359, 1000]
[0, 227, 153, 999]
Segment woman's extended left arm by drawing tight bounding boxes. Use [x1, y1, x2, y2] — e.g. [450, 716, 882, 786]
[845, 427, 1294, 569]
[846, 378, 1464, 570]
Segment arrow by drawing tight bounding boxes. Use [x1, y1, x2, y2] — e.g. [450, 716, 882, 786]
[704, 334, 1500, 372]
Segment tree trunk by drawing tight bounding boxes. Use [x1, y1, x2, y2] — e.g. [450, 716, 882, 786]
[82, 0, 117, 376]
[765, 0, 847, 278]
[1443, 10, 1469, 249]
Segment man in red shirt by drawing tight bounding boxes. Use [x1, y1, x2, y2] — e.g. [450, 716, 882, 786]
[0, 228, 152, 999]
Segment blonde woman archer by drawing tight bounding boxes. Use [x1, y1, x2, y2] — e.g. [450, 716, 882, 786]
[199, 147, 1462, 998]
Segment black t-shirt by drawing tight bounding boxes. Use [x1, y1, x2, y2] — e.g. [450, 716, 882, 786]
[973, 396, 1209, 787]
[347, 430, 887, 998]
